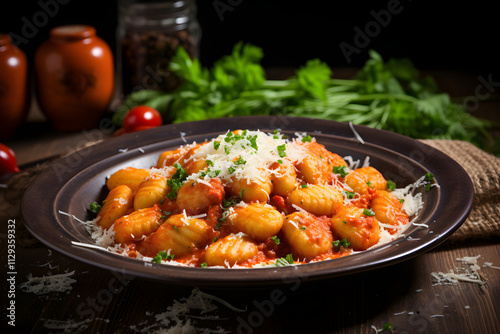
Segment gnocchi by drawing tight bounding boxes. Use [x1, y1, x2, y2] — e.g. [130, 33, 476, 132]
[85, 130, 426, 268]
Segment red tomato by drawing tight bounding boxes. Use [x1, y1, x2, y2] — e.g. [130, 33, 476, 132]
[123, 106, 162, 132]
[0, 143, 20, 175]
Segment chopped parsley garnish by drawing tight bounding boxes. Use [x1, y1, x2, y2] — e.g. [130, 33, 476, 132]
[399, 199, 405, 203]
[151, 251, 174, 263]
[89, 202, 101, 214]
[277, 144, 287, 158]
[425, 172, 435, 191]
[221, 131, 259, 152]
[333, 238, 351, 248]
[224, 145, 231, 155]
[219, 196, 239, 223]
[201, 167, 222, 178]
[206, 160, 214, 167]
[222, 197, 239, 208]
[271, 236, 280, 245]
[213, 141, 220, 150]
[300, 226, 306, 230]
[344, 190, 356, 199]
[235, 156, 246, 165]
[363, 208, 375, 216]
[301, 184, 308, 188]
[166, 163, 188, 200]
[332, 165, 349, 177]
[301, 135, 312, 142]
[366, 181, 373, 188]
[275, 254, 294, 266]
[247, 134, 258, 150]
[387, 180, 396, 191]
[277, 159, 283, 164]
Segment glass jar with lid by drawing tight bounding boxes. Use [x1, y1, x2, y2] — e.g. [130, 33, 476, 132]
[117, 0, 201, 96]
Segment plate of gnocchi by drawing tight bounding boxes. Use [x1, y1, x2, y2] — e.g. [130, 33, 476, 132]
[21, 116, 473, 286]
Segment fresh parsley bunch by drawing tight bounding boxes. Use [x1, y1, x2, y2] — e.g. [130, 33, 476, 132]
[114, 42, 496, 153]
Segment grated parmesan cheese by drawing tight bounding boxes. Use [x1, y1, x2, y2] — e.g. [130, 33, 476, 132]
[349, 122, 365, 144]
[130, 288, 243, 333]
[431, 255, 487, 285]
[19, 271, 77, 295]
[187, 130, 308, 186]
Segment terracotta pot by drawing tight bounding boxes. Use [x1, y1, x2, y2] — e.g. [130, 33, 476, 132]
[34, 25, 114, 131]
[0, 34, 30, 140]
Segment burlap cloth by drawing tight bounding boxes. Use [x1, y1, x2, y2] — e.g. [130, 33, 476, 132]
[1, 140, 499, 248]
[419, 140, 500, 240]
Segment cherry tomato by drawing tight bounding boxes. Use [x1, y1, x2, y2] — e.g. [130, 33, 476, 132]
[0, 143, 20, 175]
[123, 105, 162, 132]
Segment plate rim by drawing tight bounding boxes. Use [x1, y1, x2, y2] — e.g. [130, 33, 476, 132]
[20, 116, 474, 287]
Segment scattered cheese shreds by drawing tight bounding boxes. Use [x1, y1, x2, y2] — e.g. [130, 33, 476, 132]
[19, 271, 77, 295]
[131, 288, 242, 333]
[349, 121, 365, 144]
[431, 255, 488, 286]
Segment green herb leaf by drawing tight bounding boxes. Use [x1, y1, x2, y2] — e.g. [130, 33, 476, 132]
[296, 58, 332, 101]
[363, 208, 376, 216]
[333, 238, 351, 248]
[301, 135, 313, 142]
[425, 172, 435, 191]
[89, 202, 101, 214]
[275, 254, 294, 266]
[167, 163, 188, 200]
[344, 190, 356, 199]
[277, 144, 287, 158]
[151, 251, 175, 263]
[332, 165, 349, 178]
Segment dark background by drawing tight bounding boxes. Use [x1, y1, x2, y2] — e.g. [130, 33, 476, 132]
[1, 0, 498, 79]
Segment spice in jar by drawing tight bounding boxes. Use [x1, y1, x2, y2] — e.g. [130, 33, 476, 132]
[118, 0, 200, 96]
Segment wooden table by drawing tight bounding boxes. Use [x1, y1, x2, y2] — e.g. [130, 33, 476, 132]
[1, 70, 499, 334]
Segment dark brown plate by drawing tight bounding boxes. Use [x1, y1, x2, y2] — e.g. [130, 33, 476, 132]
[21, 116, 473, 287]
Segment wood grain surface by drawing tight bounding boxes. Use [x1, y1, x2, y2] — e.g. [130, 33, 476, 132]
[3, 235, 499, 333]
